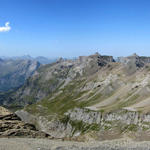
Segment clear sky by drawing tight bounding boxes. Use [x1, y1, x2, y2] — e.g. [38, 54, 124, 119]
[0, 0, 150, 58]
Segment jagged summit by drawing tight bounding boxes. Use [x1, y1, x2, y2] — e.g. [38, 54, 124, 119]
[130, 53, 139, 57]
[95, 52, 101, 56]
[117, 53, 150, 70]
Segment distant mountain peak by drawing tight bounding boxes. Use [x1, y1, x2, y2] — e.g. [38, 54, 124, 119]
[129, 53, 139, 58]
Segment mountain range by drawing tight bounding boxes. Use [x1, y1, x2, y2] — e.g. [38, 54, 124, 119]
[0, 59, 40, 92]
[0, 55, 58, 65]
[2, 52, 150, 140]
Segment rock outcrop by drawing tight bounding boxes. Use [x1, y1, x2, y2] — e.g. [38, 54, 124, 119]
[118, 53, 150, 67]
[0, 106, 50, 138]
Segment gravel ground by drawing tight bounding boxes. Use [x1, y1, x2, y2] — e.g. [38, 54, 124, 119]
[1, 138, 150, 150]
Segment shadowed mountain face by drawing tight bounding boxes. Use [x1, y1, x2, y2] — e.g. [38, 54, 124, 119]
[0, 59, 40, 92]
[4, 53, 150, 140]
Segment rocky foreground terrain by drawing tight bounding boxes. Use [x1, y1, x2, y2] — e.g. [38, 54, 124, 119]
[0, 106, 50, 138]
[1, 106, 149, 150]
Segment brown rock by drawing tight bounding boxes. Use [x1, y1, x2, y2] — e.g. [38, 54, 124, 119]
[0, 106, 50, 138]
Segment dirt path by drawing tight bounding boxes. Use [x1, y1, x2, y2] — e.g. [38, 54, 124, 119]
[1, 138, 150, 150]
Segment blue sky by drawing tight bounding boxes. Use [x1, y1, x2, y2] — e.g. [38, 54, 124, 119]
[0, 0, 150, 57]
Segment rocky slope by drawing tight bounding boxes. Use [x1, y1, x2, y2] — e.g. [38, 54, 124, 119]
[0, 59, 40, 92]
[5, 53, 114, 106]
[0, 106, 50, 138]
[5, 52, 150, 140]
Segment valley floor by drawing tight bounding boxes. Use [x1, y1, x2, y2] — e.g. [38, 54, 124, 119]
[1, 138, 150, 150]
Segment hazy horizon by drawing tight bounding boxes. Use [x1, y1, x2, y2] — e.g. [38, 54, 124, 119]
[0, 52, 150, 59]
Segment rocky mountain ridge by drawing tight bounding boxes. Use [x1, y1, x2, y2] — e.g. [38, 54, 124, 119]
[4, 52, 150, 141]
[0, 55, 57, 64]
[118, 53, 150, 64]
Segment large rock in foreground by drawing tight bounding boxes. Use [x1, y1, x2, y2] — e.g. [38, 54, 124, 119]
[0, 106, 50, 138]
